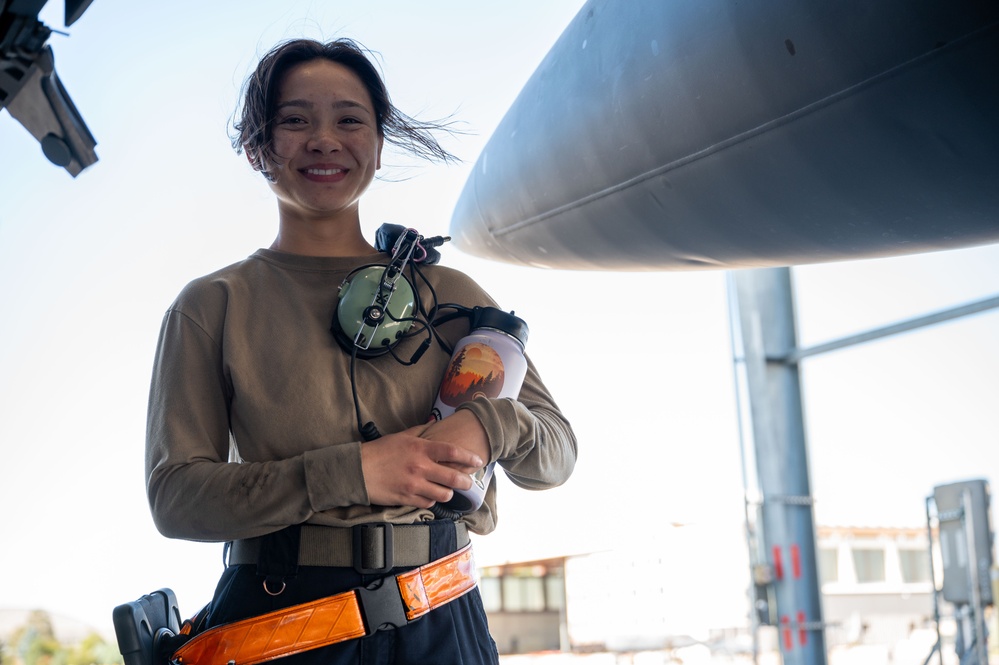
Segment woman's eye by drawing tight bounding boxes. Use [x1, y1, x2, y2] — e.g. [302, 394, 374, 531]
[278, 116, 306, 126]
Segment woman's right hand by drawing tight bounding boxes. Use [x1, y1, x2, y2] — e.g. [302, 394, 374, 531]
[359, 426, 483, 509]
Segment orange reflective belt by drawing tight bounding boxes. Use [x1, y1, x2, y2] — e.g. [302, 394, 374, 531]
[172, 544, 476, 665]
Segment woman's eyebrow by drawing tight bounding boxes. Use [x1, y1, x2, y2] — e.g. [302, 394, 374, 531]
[276, 99, 371, 113]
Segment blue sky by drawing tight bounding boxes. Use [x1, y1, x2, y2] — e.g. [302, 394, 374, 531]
[2, 0, 997, 640]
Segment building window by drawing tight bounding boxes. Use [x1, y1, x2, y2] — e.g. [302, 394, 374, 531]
[899, 548, 932, 583]
[479, 564, 565, 613]
[852, 548, 886, 583]
[480, 574, 502, 613]
[818, 547, 838, 584]
[503, 573, 546, 611]
[545, 571, 566, 611]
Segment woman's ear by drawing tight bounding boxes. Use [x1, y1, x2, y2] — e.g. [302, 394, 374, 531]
[245, 147, 261, 171]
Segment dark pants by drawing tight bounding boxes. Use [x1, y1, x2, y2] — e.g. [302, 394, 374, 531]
[203, 522, 499, 665]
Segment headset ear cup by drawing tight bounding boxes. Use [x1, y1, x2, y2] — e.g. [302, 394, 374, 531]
[330, 312, 392, 359]
[332, 265, 417, 359]
[330, 298, 383, 357]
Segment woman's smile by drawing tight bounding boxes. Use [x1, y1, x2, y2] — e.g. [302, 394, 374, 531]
[300, 164, 349, 182]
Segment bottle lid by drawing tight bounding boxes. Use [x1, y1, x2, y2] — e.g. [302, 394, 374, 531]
[472, 307, 529, 347]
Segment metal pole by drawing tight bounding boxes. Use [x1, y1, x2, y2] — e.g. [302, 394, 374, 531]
[925, 496, 943, 665]
[963, 489, 989, 665]
[730, 267, 827, 665]
[728, 271, 764, 665]
[781, 295, 999, 364]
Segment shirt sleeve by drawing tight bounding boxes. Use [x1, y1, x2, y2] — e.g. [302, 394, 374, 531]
[145, 305, 368, 543]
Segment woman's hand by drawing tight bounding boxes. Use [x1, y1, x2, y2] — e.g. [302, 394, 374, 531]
[360, 424, 484, 509]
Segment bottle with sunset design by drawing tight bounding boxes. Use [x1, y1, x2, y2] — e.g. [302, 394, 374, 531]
[430, 307, 529, 515]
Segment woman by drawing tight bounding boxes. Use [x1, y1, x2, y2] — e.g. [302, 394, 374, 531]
[145, 38, 576, 664]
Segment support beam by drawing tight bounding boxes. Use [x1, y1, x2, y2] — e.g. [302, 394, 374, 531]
[781, 294, 999, 364]
[729, 268, 827, 665]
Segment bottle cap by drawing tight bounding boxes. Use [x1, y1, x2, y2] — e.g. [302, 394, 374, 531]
[472, 307, 529, 347]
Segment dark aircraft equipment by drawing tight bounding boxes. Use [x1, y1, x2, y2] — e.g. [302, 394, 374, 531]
[1, 0, 97, 176]
[449, 0, 999, 270]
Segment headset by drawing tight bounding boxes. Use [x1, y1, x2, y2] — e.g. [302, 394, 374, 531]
[331, 224, 452, 440]
[331, 226, 426, 359]
[331, 225, 508, 519]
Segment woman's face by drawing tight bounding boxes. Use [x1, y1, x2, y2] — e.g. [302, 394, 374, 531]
[265, 58, 383, 226]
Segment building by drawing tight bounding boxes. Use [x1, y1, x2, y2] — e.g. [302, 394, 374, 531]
[481, 524, 947, 658]
[478, 558, 567, 655]
[817, 525, 936, 648]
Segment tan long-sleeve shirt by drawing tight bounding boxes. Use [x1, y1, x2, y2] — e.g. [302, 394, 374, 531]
[145, 249, 576, 542]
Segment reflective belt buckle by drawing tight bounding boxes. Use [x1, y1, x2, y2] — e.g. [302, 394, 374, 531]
[352, 522, 394, 574]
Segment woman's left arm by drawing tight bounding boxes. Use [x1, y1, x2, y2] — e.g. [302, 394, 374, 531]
[451, 356, 577, 490]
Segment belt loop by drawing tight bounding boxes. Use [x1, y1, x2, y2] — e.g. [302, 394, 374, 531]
[352, 523, 394, 574]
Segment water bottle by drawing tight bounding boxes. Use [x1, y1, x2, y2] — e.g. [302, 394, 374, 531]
[430, 307, 529, 514]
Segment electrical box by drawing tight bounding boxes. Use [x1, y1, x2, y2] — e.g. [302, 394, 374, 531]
[934, 479, 994, 605]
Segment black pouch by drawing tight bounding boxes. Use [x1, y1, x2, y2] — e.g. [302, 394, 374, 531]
[112, 589, 182, 665]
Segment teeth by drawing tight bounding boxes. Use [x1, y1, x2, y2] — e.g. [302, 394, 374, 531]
[305, 168, 342, 176]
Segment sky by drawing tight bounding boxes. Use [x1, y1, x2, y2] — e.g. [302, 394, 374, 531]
[2, 0, 998, 644]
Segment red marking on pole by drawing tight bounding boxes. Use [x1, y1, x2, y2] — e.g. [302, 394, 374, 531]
[798, 611, 808, 646]
[791, 543, 801, 579]
[773, 546, 784, 580]
[782, 615, 793, 651]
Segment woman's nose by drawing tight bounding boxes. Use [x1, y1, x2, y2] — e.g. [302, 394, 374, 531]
[307, 124, 341, 153]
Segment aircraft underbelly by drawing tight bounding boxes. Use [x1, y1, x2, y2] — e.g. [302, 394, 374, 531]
[449, 0, 999, 270]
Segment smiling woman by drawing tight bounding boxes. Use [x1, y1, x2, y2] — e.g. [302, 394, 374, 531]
[141, 37, 577, 665]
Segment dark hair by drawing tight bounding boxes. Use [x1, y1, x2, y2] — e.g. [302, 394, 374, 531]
[231, 38, 457, 177]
